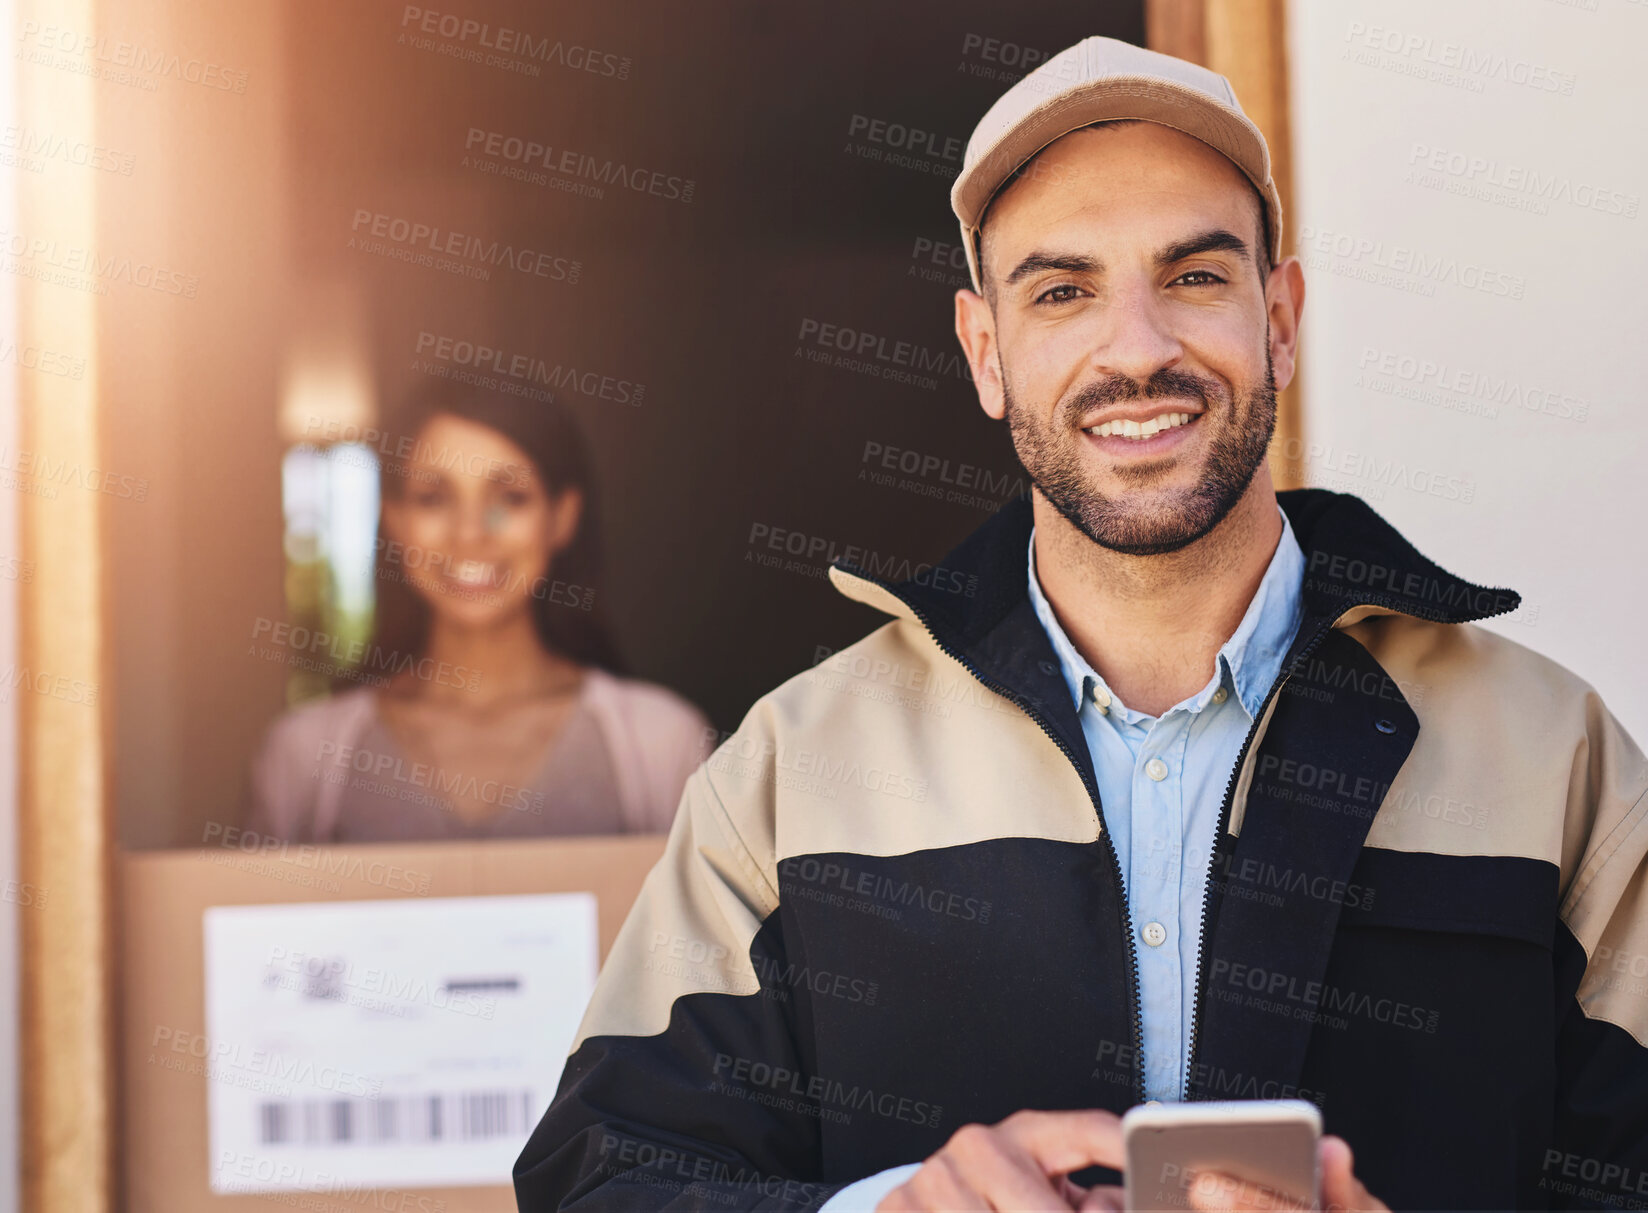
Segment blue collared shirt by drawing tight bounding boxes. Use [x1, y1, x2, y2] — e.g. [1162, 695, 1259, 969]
[821, 505, 1307, 1210]
[1026, 504, 1306, 1103]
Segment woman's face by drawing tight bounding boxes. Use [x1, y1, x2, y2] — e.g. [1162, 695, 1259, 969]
[380, 412, 582, 631]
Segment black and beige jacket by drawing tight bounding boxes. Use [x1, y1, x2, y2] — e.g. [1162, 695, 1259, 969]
[515, 489, 1648, 1211]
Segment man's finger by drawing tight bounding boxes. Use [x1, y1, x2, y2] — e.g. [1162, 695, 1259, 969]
[935, 1123, 1071, 1211]
[1076, 1183, 1127, 1211]
[1187, 1168, 1311, 1211]
[1320, 1135, 1389, 1212]
[882, 1154, 990, 1212]
[1000, 1108, 1126, 1176]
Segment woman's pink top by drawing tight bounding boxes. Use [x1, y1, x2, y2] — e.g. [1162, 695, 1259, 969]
[245, 668, 712, 842]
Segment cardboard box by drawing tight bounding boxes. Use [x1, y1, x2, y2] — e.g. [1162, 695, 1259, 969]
[119, 834, 666, 1213]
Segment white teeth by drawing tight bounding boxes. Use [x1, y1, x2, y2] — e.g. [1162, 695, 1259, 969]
[452, 561, 498, 586]
[1084, 411, 1196, 440]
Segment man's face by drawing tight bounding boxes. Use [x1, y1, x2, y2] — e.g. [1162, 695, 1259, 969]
[973, 123, 1282, 556]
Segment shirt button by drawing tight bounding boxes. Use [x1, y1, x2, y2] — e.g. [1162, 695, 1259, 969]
[1141, 921, 1167, 947]
[1145, 757, 1169, 782]
[1144, 1100, 1163, 1107]
[1212, 686, 1228, 704]
[1092, 684, 1111, 709]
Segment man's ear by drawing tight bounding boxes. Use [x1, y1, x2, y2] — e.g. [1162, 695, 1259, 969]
[955, 287, 1006, 420]
[1265, 256, 1306, 393]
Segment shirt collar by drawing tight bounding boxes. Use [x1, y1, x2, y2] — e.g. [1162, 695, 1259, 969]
[1026, 504, 1306, 723]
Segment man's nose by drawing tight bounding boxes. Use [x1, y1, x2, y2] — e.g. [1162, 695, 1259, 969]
[1086, 282, 1184, 385]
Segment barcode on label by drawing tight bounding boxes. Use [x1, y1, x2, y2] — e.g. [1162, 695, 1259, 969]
[257, 1090, 536, 1146]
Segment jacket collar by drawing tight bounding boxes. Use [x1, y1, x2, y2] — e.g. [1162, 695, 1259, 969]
[827, 488, 1520, 796]
[830, 488, 1520, 650]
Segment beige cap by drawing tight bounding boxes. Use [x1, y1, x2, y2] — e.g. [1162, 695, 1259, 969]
[951, 35, 1282, 292]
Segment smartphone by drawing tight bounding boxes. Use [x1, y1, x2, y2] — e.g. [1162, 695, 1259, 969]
[1121, 1099, 1321, 1211]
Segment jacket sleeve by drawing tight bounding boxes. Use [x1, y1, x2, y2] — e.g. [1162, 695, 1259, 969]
[513, 751, 842, 1212]
[1548, 696, 1648, 1209]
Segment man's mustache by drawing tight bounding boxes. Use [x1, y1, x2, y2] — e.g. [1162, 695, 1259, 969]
[1061, 368, 1224, 421]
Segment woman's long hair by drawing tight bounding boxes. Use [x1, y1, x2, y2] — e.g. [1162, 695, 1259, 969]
[359, 378, 624, 680]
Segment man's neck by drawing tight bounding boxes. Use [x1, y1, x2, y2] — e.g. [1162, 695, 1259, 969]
[1032, 473, 1284, 718]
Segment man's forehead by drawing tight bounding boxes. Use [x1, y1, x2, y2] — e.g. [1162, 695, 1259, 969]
[992, 123, 1252, 229]
[978, 124, 1265, 278]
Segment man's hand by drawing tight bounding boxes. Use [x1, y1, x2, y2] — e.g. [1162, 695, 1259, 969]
[1072, 1134, 1388, 1212]
[875, 1109, 1124, 1211]
[1182, 1136, 1388, 1212]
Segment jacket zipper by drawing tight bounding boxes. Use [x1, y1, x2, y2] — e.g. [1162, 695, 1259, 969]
[1180, 596, 1521, 1101]
[888, 598, 1147, 1107]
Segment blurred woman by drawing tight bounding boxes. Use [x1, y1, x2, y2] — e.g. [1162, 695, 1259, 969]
[247, 381, 710, 842]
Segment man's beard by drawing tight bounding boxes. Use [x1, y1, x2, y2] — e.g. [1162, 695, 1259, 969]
[1004, 351, 1278, 556]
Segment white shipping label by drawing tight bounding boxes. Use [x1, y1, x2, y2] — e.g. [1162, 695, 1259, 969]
[202, 893, 598, 1193]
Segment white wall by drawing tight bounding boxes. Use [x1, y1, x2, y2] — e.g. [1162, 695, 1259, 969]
[1288, 0, 1648, 743]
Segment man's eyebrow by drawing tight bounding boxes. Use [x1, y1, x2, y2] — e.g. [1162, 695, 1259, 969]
[1002, 251, 1102, 287]
[1000, 230, 1252, 288]
[1155, 228, 1251, 268]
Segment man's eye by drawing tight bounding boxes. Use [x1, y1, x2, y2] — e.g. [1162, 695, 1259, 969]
[1174, 270, 1226, 287]
[1035, 283, 1084, 305]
